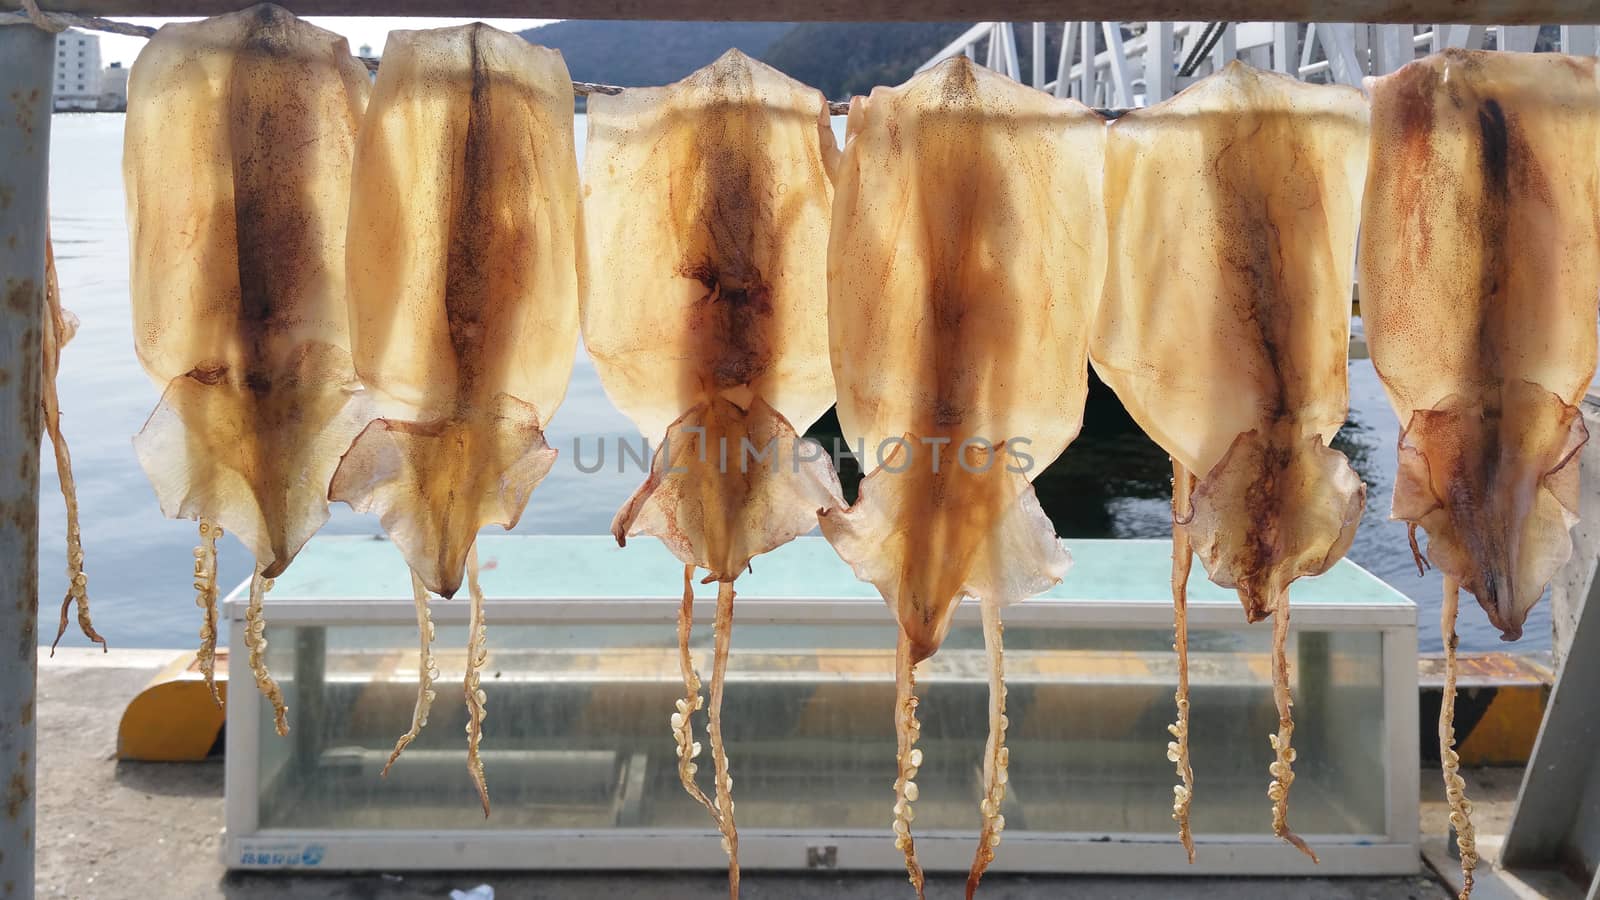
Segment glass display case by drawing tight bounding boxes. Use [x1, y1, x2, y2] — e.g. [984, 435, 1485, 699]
[223, 535, 1417, 875]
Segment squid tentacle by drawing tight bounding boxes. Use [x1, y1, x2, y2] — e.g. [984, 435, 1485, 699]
[708, 580, 740, 898]
[966, 599, 1010, 898]
[892, 630, 927, 899]
[384, 570, 439, 776]
[1169, 461, 1197, 862]
[245, 569, 289, 735]
[1440, 577, 1478, 899]
[193, 518, 222, 706]
[464, 543, 491, 816]
[43, 234, 106, 655]
[672, 565, 719, 818]
[1268, 588, 1317, 862]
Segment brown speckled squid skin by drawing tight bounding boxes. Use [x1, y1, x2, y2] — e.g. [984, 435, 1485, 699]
[1361, 50, 1600, 900]
[1089, 61, 1368, 860]
[820, 57, 1100, 896]
[330, 24, 578, 601]
[1361, 49, 1600, 642]
[125, 6, 369, 714]
[1092, 61, 1369, 623]
[327, 24, 579, 811]
[126, 5, 371, 580]
[580, 51, 842, 896]
[581, 50, 843, 577]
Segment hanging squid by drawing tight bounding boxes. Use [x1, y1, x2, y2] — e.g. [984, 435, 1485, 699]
[580, 50, 842, 896]
[1360, 49, 1600, 898]
[124, 4, 371, 734]
[819, 56, 1104, 897]
[1089, 61, 1369, 861]
[327, 23, 580, 815]
[43, 234, 106, 653]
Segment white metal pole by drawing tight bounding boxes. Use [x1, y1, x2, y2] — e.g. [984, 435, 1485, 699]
[0, 22, 52, 900]
[1032, 21, 1046, 88]
[1053, 20, 1078, 98]
[1560, 24, 1598, 54]
[1147, 21, 1175, 102]
[1499, 24, 1539, 51]
[1079, 21, 1095, 104]
[1272, 22, 1296, 73]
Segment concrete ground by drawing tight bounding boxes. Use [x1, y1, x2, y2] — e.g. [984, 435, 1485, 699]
[34, 649, 1465, 900]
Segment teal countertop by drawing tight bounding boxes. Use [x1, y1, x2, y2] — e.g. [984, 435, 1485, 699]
[268, 535, 1411, 609]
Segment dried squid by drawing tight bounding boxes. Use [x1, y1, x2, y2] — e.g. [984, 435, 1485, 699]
[1088, 62, 1369, 860]
[327, 24, 580, 814]
[1360, 50, 1600, 897]
[820, 57, 1102, 896]
[580, 50, 842, 895]
[43, 235, 106, 653]
[125, 5, 371, 732]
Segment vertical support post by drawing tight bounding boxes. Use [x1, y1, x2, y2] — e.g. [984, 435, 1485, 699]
[1079, 21, 1096, 106]
[1053, 20, 1078, 99]
[1441, 24, 1487, 49]
[291, 626, 327, 775]
[1032, 21, 1046, 89]
[1561, 25, 1599, 56]
[1211, 22, 1237, 71]
[1373, 24, 1410, 74]
[1147, 21, 1175, 103]
[1000, 22, 1022, 82]
[1271, 22, 1296, 74]
[0, 23, 52, 900]
[986, 23, 1001, 72]
[1102, 22, 1133, 107]
[1499, 25, 1539, 52]
[1300, 23, 1320, 73]
[1318, 23, 1366, 87]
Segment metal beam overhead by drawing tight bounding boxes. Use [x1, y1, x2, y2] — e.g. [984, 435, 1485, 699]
[29, 0, 1600, 23]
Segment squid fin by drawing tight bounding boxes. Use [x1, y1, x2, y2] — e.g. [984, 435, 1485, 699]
[820, 439, 1068, 664]
[614, 396, 840, 583]
[1392, 383, 1586, 640]
[134, 342, 363, 578]
[1188, 427, 1366, 623]
[330, 393, 555, 598]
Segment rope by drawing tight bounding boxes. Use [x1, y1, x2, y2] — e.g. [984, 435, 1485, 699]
[3, 5, 151, 36]
[1, 5, 856, 113]
[17, 0, 67, 31]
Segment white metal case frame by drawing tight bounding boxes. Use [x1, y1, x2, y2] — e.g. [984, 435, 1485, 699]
[222, 588, 1419, 876]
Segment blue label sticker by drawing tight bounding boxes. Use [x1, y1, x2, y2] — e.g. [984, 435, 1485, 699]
[240, 843, 326, 868]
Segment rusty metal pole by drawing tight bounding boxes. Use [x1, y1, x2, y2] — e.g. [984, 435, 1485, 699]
[0, 21, 52, 900]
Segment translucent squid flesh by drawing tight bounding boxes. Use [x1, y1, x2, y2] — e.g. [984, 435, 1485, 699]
[328, 24, 579, 803]
[582, 51, 842, 891]
[1089, 62, 1369, 859]
[43, 235, 105, 653]
[1360, 50, 1600, 897]
[125, 5, 371, 710]
[820, 57, 1102, 894]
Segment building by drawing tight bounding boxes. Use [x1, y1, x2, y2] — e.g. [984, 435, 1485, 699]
[53, 29, 101, 111]
[99, 61, 128, 111]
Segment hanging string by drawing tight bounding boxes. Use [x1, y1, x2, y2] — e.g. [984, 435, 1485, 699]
[0, 5, 858, 114]
[17, 0, 65, 31]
